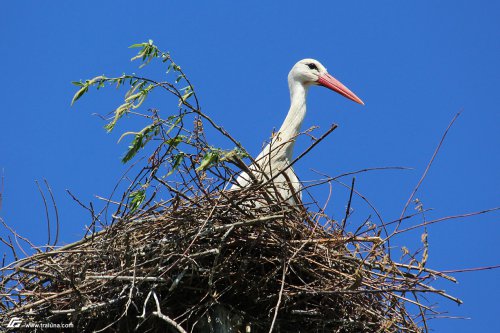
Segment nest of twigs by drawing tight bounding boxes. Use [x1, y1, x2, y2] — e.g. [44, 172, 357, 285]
[0, 184, 460, 332]
[0, 41, 466, 332]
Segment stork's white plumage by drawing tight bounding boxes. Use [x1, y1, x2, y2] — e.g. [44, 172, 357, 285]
[232, 59, 364, 203]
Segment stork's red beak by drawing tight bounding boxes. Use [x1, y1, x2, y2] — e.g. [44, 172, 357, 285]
[317, 73, 364, 105]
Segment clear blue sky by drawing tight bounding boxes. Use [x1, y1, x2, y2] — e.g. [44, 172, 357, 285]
[1, 1, 499, 331]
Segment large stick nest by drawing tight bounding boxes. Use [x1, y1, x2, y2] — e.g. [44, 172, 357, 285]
[0, 184, 459, 332]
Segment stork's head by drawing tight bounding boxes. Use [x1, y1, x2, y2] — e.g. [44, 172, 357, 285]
[289, 59, 364, 105]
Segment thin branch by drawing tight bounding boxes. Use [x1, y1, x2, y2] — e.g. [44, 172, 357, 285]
[399, 112, 461, 224]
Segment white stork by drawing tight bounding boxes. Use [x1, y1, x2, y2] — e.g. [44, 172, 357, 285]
[232, 59, 364, 203]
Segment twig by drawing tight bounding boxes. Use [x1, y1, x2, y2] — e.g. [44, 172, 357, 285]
[395, 207, 500, 234]
[86, 275, 166, 282]
[35, 180, 51, 247]
[398, 112, 461, 224]
[268, 261, 287, 333]
[440, 264, 500, 274]
[44, 179, 60, 247]
[341, 177, 355, 229]
[152, 291, 188, 333]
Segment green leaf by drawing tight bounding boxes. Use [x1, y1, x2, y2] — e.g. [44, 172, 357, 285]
[105, 102, 132, 132]
[88, 75, 107, 85]
[117, 130, 140, 143]
[131, 50, 147, 62]
[125, 92, 142, 103]
[71, 81, 84, 87]
[182, 91, 193, 100]
[121, 124, 157, 163]
[165, 116, 182, 135]
[165, 135, 185, 149]
[167, 153, 185, 176]
[128, 189, 146, 212]
[220, 148, 250, 162]
[167, 63, 174, 74]
[179, 91, 193, 106]
[71, 85, 88, 105]
[196, 150, 220, 171]
[129, 43, 146, 49]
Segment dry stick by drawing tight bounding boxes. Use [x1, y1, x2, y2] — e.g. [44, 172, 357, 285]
[66, 189, 105, 234]
[341, 177, 356, 230]
[168, 266, 189, 293]
[16, 267, 57, 279]
[394, 207, 500, 235]
[398, 111, 461, 228]
[139, 289, 154, 320]
[1, 219, 37, 257]
[392, 262, 456, 283]
[306, 166, 412, 188]
[88, 202, 98, 239]
[43, 179, 60, 247]
[152, 290, 188, 333]
[290, 288, 449, 295]
[333, 179, 385, 232]
[0, 234, 18, 261]
[440, 264, 500, 274]
[268, 261, 287, 333]
[378, 208, 433, 229]
[35, 180, 51, 248]
[86, 275, 166, 282]
[319, 174, 334, 218]
[290, 237, 382, 244]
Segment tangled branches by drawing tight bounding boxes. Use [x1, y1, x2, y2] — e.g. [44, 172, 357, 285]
[0, 187, 461, 332]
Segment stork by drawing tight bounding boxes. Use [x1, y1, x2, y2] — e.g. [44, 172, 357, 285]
[232, 59, 364, 204]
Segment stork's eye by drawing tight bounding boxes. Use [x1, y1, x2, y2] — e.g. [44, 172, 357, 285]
[307, 63, 318, 70]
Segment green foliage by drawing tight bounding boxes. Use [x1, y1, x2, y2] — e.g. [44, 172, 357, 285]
[71, 40, 249, 216]
[197, 147, 250, 171]
[167, 153, 185, 176]
[129, 39, 166, 68]
[128, 189, 146, 213]
[121, 124, 160, 164]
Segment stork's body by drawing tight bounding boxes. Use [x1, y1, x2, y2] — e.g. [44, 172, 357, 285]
[232, 59, 363, 203]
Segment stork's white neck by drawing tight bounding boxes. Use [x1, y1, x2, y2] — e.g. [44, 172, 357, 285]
[274, 80, 309, 161]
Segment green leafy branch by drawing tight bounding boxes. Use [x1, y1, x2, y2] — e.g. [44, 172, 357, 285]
[197, 147, 250, 171]
[71, 40, 199, 161]
[71, 40, 249, 216]
[118, 123, 160, 163]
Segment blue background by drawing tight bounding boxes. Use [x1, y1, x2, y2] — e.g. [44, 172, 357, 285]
[1, 1, 498, 331]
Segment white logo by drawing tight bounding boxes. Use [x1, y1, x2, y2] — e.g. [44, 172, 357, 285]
[7, 317, 22, 328]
